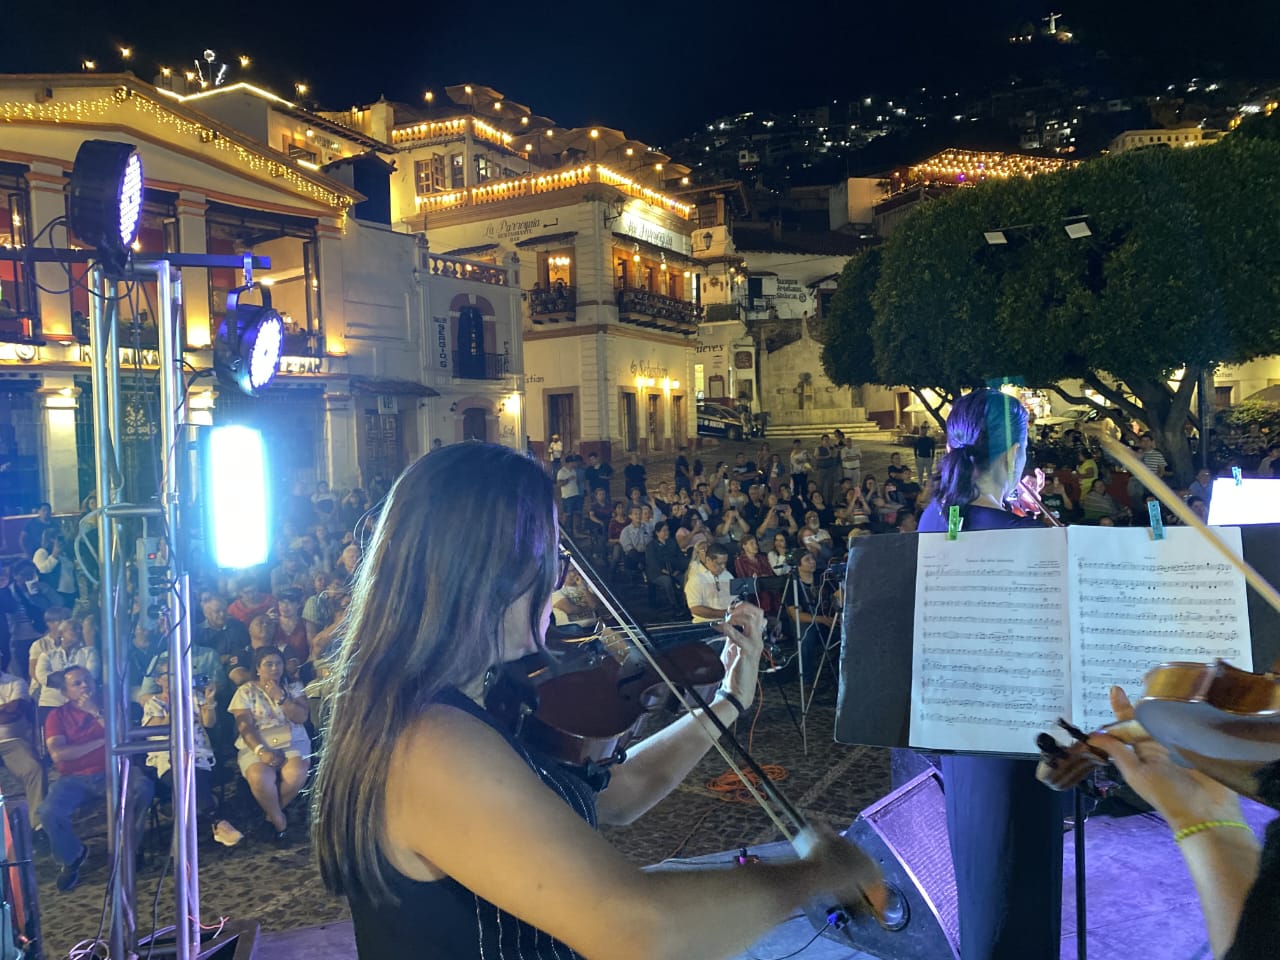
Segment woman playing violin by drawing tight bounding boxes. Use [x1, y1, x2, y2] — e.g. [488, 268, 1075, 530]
[313, 442, 884, 960]
[1041, 686, 1276, 959]
[917, 388, 1063, 960]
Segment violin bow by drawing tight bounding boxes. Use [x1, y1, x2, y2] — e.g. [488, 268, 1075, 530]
[1101, 437, 1280, 672]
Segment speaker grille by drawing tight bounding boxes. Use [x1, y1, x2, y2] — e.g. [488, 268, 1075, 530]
[857, 770, 960, 952]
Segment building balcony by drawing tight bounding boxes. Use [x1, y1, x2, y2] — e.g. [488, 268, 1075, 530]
[452, 350, 510, 380]
[424, 252, 509, 286]
[616, 287, 701, 335]
[528, 284, 576, 323]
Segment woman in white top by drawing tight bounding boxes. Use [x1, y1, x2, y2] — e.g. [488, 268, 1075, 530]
[768, 531, 794, 576]
[35, 619, 100, 730]
[32, 531, 77, 607]
[228, 646, 310, 840]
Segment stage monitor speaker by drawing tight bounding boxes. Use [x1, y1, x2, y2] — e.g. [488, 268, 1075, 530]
[805, 769, 959, 960]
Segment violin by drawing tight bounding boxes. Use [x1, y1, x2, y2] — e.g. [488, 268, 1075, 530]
[485, 634, 724, 768]
[1039, 660, 1280, 807]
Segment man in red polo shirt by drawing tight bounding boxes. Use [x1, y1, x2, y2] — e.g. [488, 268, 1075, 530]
[38, 665, 153, 892]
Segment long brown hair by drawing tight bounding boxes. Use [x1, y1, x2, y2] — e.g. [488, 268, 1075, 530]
[312, 442, 558, 905]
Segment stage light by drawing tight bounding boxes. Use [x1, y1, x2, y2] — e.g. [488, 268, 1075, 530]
[213, 283, 284, 397]
[68, 140, 144, 272]
[205, 425, 270, 569]
[983, 230, 1008, 245]
[1064, 219, 1092, 240]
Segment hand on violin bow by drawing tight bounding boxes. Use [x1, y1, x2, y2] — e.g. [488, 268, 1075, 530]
[1013, 468, 1047, 515]
[796, 822, 889, 921]
[717, 602, 765, 712]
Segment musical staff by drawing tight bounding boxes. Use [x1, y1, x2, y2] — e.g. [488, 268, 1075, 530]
[910, 526, 1254, 754]
[910, 528, 1071, 754]
[1068, 526, 1253, 731]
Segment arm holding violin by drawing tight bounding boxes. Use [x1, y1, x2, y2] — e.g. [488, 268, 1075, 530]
[385, 700, 882, 960]
[1039, 687, 1260, 958]
[597, 605, 764, 826]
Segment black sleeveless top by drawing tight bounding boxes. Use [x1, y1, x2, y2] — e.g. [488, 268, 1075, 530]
[348, 686, 599, 959]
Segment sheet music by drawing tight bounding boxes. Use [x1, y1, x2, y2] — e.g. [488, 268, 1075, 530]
[910, 528, 1071, 753]
[1069, 526, 1253, 732]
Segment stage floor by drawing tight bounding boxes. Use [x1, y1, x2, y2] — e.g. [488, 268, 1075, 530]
[256, 797, 1275, 960]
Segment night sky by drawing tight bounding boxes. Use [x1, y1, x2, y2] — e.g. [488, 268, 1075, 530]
[3, 1, 1277, 145]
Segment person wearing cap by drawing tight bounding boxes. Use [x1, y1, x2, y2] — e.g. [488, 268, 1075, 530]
[275, 588, 308, 665]
[547, 433, 563, 473]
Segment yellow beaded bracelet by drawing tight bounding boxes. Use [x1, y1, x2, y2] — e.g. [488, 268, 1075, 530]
[1172, 820, 1251, 843]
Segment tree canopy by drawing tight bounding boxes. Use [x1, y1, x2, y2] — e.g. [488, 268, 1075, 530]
[820, 134, 1280, 482]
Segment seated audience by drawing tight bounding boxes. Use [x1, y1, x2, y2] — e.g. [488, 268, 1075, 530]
[40, 666, 153, 892]
[550, 569, 601, 626]
[227, 578, 276, 626]
[685, 543, 732, 623]
[644, 523, 685, 614]
[228, 647, 310, 841]
[0, 665, 44, 827]
[734, 535, 780, 616]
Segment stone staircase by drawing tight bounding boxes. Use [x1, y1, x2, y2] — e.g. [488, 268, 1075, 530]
[763, 420, 886, 440]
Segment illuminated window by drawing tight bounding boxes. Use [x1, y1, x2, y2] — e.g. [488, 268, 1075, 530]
[450, 153, 465, 188]
[474, 155, 500, 183]
[414, 155, 446, 195]
[543, 249, 573, 287]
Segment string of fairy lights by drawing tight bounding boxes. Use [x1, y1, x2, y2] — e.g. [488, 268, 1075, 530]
[0, 84, 351, 211]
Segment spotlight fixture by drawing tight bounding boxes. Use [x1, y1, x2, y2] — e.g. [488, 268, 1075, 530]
[213, 282, 284, 397]
[239, 55, 251, 68]
[68, 139, 144, 272]
[1064, 218, 1092, 240]
[983, 230, 1009, 246]
[204, 425, 270, 568]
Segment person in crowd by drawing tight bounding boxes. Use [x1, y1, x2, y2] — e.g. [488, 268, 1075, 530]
[740, 484, 769, 533]
[762, 453, 786, 497]
[789, 440, 811, 497]
[756, 497, 798, 545]
[0, 662, 44, 828]
[1080, 479, 1128, 525]
[302, 574, 340, 645]
[837, 431, 862, 490]
[610, 508, 651, 578]
[808, 490, 837, 529]
[312, 481, 338, 528]
[623, 452, 647, 497]
[685, 542, 733, 623]
[5, 562, 57, 680]
[722, 479, 747, 513]
[20, 503, 57, 560]
[142, 659, 243, 846]
[26, 605, 72, 690]
[1186, 495, 1210, 523]
[229, 647, 310, 841]
[811, 434, 840, 504]
[798, 511, 834, 564]
[40, 666, 153, 892]
[228, 578, 276, 627]
[35, 618, 100, 735]
[270, 550, 308, 598]
[886, 452, 910, 485]
[715, 504, 750, 554]
[768, 532, 794, 577]
[546, 433, 563, 474]
[227, 613, 283, 688]
[126, 621, 163, 703]
[643, 523, 684, 614]
[1189, 467, 1215, 504]
[550, 568, 601, 626]
[733, 535, 780, 617]
[585, 452, 614, 500]
[1039, 685, 1276, 959]
[917, 387, 1062, 960]
[1076, 448, 1100, 497]
[913, 426, 936, 485]
[1039, 473, 1075, 523]
[1257, 442, 1279, 478]
[1127, 433, 1169, 504]
[274, 588, 308, 666]
[674, 447, 692, 496]
[32, 531, 77, 608]
[557, 454, 584, 534]
[782, 552, 841, 683]
[335, 543, 362, 585]
[312, 443, 880, 959]
[895, 511, 919, 533]
[340, 489, 370, 533]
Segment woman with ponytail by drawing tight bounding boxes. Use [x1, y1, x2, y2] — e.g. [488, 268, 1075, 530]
[917, 389, 1063, 960]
